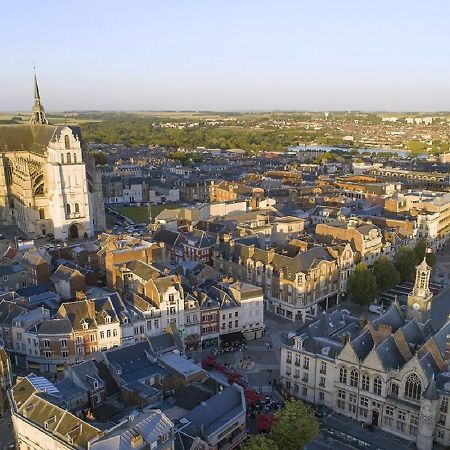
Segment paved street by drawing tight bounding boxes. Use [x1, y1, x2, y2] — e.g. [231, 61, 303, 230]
[0, 412, 15, 449]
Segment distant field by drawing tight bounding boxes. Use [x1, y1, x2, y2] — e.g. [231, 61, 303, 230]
[112, 204, 180, 223]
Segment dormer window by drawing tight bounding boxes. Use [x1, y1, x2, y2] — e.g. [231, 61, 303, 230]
[81, 321, 88, 330]
[64, 135, 70, 149]
[105, 315, 111, 324]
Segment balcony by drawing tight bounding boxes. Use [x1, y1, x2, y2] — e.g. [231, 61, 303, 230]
[286, 358, 292, 364]
[302, 377, 308, 383]
[320, 369, 327, 375]
[294, 361, 301, 367]
[303, 365, 309, 370]
[66, 212, 85, 220]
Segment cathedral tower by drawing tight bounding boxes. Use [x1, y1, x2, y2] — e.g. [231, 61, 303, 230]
[30, 73, 48, 125]
[406, 258, 433, 323]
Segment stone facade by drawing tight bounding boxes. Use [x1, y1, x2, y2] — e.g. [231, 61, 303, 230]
[280, 265, 450, 450]
[0, 76, 105, 240]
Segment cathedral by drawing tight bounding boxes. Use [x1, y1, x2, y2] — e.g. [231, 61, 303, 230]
[0, 75, 105, 240]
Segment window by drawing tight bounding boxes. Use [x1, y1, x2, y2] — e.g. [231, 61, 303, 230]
[391, 383, 399, 397]
[302, 387, 307, 396]
[43, 339, 50, 348]
[350, 369, 359, 388]
[168, 294, 175, 303]
[438, 413, 446, 426]
[437, 429, 445, 440]
[64, 135, 70, 149]
[66, 203, 71, 215]
[66, 152, 72, 164]
[361, 373, 370, 391]
[73, 153, 77, 163]
[319, 391, 325, 401]
[373, 376, 382, 396]
[319, 377, 326, 387]
[404, 374, 421, 400]
[61, 153, 65, 164]
[39, 209, 45, 220]
[337, 389, 346, 404]
[61, 351, 68, 358]
[441, 397, 449, 413]
[75, 203, 80, 213]
[76, 336, 82, 345]
[107, 330, 111, 338]
[320, 361, 327, 374]
[409, 414, 419, 436]
[113, 329, 117, 337]
[385, 405, 394, 416]
[44, 351, 51, 358]
[340, 367, 347, 385]
[60, 339, 67, 348]
[100, 331, 105, 339]
[303, 357, 309, 370]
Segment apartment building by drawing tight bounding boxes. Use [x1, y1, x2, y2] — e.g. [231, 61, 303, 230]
[213, 239, 341, 321]
[316, 218, 383, 265]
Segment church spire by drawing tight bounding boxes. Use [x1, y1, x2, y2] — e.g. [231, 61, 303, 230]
[30, 70, 48, 125]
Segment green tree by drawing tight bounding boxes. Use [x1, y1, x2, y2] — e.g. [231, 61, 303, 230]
[243, 435, 279, 450]
[394, 246, 417, 282]
[271, 400, 319, 450]
[373, 256, 400, 292]
[347, 263, 378, 305]
[413, 239, 437, 267]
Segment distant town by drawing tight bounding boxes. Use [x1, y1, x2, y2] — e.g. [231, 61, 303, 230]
[1, 79, 450, 450]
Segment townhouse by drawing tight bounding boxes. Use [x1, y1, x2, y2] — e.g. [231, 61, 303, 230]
[213, 238, 342, 321]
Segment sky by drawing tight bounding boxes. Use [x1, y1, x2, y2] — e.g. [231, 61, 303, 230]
[1, 0, 449, 112]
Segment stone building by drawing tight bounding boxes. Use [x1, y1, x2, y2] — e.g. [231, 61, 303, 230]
[0, 75, 105, 240]
[213, 238, 351, 321]
[280, 259, 450, 450]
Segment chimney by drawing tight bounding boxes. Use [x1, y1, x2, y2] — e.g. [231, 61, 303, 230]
[130, 434, 143, 448]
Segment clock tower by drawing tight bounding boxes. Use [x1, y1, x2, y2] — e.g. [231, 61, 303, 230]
[406, 258, 433, 324]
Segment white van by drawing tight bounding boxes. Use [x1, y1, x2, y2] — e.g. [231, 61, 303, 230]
[369, 304, 384, 315]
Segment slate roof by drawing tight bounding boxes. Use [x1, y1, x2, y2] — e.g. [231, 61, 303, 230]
[152, 228, 181, 246]
[181, 385, 244, 439]
[37, 318, 73, 335]
[104, 341, 169, 385]
[0, 124, 81, 154]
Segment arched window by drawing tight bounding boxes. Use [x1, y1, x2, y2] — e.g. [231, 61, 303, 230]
[350, 369, 359, 388]
[75, 203, 80, 213]
[39, 209, 45, 220]
[61, 153, 65, 164]
[67, 152, 72, 164]
[373, 376, 382, 396]
[73, 153, 77, 163]
[405, 374, 421, 400]
[64, 135, 70, 149]
[339, 366, 347, 384]
[361, 373, 370, 391]
[66, 203, 71, 215]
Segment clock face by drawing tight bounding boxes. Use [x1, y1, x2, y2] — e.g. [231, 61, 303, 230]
[413, 302, 421, 311]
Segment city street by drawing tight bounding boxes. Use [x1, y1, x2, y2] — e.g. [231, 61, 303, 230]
[0, 412, 15, 449]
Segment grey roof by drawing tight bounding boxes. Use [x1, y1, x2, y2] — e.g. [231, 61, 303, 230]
[37, 318, 73, 335]
[56, 378, 86, 402]
[376, 336, 406, 370]
[104, 341, 169, 385]
[422, 374, 439, 400]
[352, 330, 375, 361]
[182, 385, 244, 439]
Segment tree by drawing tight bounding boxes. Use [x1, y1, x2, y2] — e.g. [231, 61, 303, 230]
[414, 239, 437, 267]
[243, 435, 279, 450]
[394, 246, 418, 282]
[271, 400, 319, 450]
[347, 263, 377, 305]
[373, 256, 400, 292]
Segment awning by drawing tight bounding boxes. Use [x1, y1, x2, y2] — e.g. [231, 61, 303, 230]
[220, 331, 246, 345]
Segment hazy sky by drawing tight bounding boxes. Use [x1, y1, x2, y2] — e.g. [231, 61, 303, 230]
[1, 0, 449, 111]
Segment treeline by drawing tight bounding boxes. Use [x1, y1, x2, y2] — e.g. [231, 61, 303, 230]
[81, 117, 338, 151]
[347, 239, 437, 306]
